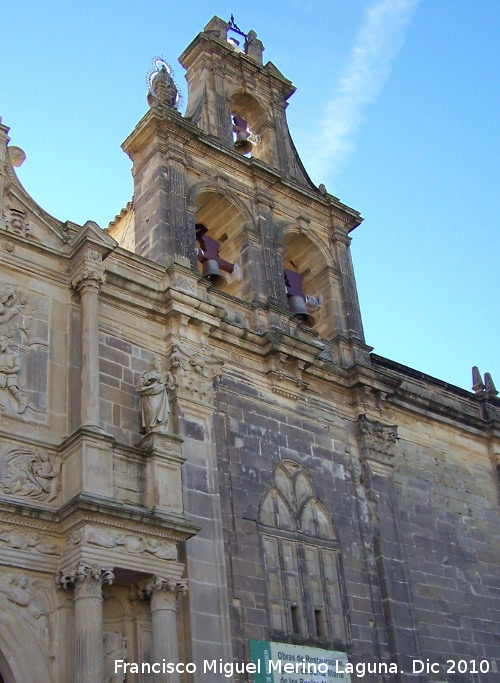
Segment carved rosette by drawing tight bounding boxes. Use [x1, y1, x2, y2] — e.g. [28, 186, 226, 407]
[56, 563, 114, 597]
[356, 414, 398, 475]
[71, 249, 106, 295]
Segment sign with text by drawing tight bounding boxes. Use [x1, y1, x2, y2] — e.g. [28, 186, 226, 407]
[250, 640, 351, 683]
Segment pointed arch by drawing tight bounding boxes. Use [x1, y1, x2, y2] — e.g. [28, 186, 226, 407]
[259, 460, 348, 644]
[300, 497, 337, 540]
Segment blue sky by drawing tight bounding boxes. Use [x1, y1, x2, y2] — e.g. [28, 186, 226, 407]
[2, 1, 499, 391]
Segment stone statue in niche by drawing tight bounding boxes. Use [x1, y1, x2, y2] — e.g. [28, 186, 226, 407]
[137, 357, 175, 434]
[0, 448, 60, 502]
[104, 631, 127, 683]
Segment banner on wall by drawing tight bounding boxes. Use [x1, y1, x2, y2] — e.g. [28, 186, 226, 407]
[249, 640, 351, 683]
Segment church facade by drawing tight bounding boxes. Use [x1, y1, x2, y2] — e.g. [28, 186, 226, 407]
[0, 16, 498, 683]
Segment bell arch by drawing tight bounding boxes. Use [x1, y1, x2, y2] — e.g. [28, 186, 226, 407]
[229, 91, 276, 166]
[0, 597, 52, 683]
[282, 228, 338, 339]
[189, 183, 258, 300]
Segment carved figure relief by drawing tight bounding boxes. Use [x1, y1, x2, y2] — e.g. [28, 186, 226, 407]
[137, 357, 175, 434]
[0, 339, 26, 412]
[170, 343, 223, 401]
[0, 281, 49, 420]
[67, 527, 177, 560]
[0, 573, 50, 644]
[356, 414, 398, 469]
[0, 527, 59, 555]
[104, 631, 127, 683]
[0, 448, 60, 502]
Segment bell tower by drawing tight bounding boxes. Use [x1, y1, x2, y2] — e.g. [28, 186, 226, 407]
[118, 16, 369, 367]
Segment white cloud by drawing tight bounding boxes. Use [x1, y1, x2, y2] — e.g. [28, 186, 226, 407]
[305, 0, 421, 182]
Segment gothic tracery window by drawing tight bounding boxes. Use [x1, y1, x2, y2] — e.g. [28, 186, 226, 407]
[259, 460, 348, 644]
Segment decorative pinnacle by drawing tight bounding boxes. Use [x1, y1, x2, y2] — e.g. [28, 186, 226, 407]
[472, 366, 498, 398]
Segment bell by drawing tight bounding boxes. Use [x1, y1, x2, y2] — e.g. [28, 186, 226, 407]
[288, 295, 315, 327]
[202, 259, 226, 286]
[234, 131, 253, 155]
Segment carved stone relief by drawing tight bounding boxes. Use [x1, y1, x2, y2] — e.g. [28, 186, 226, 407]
[0, 281, 49, 420]
[104, 631, 127, 683]
[356, 414, 398, 471]
[0, 527, 59, 555]
[170, 343, 223, 402]
[0, 572, 50, 645]
[67, 527, 177, 561]
[0, 448, 60, 503]
[3, 206, 30, 238]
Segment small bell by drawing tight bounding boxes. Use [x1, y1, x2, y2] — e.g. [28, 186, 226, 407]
[288, 295, 315, 327]
[234, 131, 253, 155]
[202, 259, 227, 286]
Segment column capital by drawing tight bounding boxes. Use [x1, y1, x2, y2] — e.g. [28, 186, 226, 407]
[141, 576, 188, 597]
[56, 563, 114, 597]
[71, 248, 106, 293]
[139, 576, 188, 610]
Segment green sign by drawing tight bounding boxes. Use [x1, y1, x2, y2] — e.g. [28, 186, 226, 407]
[250, 640, 351, 683]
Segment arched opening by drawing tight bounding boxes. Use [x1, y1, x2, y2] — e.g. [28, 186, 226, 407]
[0, 598, 52, 683]
[283, 232, 335, 339]
[230, 92, 275, 166]
[195, 191, 248, 299]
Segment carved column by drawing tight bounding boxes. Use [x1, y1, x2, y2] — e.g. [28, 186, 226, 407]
[58, 564, 114, 683]
[141, 577, 188, 683]
[71, 250, 105, 429]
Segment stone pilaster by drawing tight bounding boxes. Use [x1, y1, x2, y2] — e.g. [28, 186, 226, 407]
[140, 577, 188, 683]
[213, 65, 233, 147]
[357, 415, 423, 683]
[255, 191, 287, 307]
[57, 564, 114, 683]
[71, 249, 106, 429]
[335, 233, 365, 342]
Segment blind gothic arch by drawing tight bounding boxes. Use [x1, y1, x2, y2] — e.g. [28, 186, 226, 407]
[258, 460, 349, 645]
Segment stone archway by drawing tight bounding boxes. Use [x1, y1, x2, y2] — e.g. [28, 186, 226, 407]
[0, 598, 52, 683]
